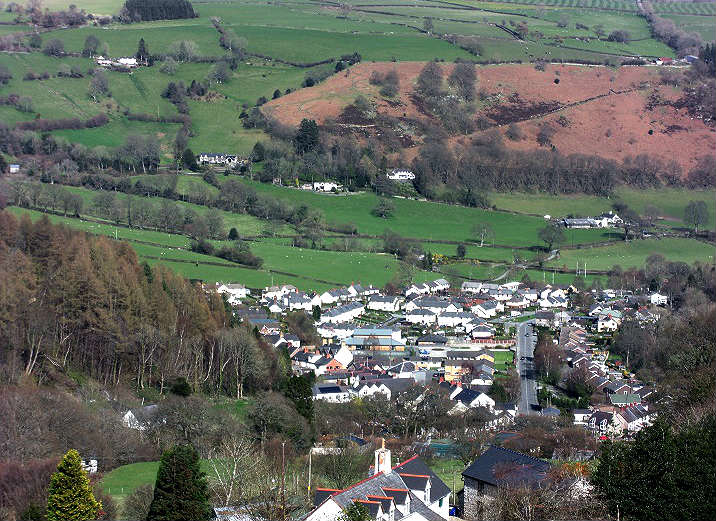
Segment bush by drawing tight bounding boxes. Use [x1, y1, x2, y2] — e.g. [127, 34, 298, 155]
[607, 30, 630, 43]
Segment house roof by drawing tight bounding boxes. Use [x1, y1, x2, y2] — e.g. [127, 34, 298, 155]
[462, 445, 551, 487]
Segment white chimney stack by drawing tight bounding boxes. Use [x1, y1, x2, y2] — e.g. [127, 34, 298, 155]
[374, 438, 391, 475]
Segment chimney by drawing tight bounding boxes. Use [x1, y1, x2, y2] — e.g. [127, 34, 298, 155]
[374, 438, 391, 475]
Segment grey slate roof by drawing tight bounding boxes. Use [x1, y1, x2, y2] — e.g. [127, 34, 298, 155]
[462, 445, 551, 487]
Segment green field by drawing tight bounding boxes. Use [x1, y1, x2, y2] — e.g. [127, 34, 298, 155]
[663, 13, 716, 41]
[547, 237, 715, 272]
[100, 461, 161, 504]
[232, 179, 617, 246]
[492, 349, 515, 372]
[489, 187, 716, 231]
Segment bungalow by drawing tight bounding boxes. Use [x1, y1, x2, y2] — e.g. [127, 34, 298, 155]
[312, 384, 352, 403]
[539, 295, 568, 309]
[215, 283, 250, 305]
[367, 295, 402, 312]
[345, 328, 405, 351]
[316, 322, 357, 342]
[461, 281, 483, 294]
[356, 378, 414, 400]
[247, 317, 281, 335]
[609, 393, 641, 408]
[321, 302, 365, 324]
[573, 408, 592, 426]
[198, 153, 239, 166]
[404, 297, 458, 315]
[437, 311, 478, 328]
[470, 325, 494, 339]
[405, 309, 437, 325]
[416, 333, 448, 346]
[563, 218, 600, 229]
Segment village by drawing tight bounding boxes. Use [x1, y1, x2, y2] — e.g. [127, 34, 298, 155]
[182, 273, 669, 520]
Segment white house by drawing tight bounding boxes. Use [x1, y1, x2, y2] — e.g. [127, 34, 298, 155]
[387, 169, 415, 181]
[81, 458, 98, 474]
[321, 302, 365, 324]
[405, 309, 437, 325]
[597, 315, 620, 333]
[649, 293, 668, 306]
[437, 311, 477, 328]
[122, 404, 158, 431]
[461, 281, 483, 294]
[471, 300, 499, 318]
[320, 288, 352, 306]
[198, 153, 239, 166]
[262, 284, 297, 301]
[316, 322, 356, 341]
[616, 405, 655, 433]
[449, 386, 495, 413]
[303, 445, 451, 521]
[216, 283, 250, 305]
[313, 384, 352, 403]
[367, 295, 402, 312]
[312, 181, 342, 192]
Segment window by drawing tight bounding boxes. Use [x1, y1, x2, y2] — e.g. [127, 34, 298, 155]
[439, 498, 443, 507]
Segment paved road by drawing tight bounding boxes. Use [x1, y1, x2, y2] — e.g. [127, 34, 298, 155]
[515, 320, 538, 415]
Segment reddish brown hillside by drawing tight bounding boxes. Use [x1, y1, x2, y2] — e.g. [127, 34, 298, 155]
[262, 62, 714, 172]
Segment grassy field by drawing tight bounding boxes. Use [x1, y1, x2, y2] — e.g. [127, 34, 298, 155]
[233, 179, 616, 246]
[489, 187, 716, 231]
[100, 461, 161, 505]
[492, 349, 515, 372]
[43, 0, 124, 14]
[547, 237, 715, 271]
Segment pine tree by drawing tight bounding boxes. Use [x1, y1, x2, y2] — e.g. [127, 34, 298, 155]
[147, 445, 212, 521]
[46, 450, 101, 521]
[136, 37, 149, 63]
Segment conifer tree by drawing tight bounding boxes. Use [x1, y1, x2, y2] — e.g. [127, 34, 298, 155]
[146, 444, 212, 521]
[46, 450, 101, 521]
[136, 37, 149, 63]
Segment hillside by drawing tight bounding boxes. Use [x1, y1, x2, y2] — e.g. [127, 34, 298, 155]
[262, 61, 715, 172]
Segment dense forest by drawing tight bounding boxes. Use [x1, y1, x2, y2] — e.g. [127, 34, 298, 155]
[121, 0, 197, 22]
[0, 211, 282, 395]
